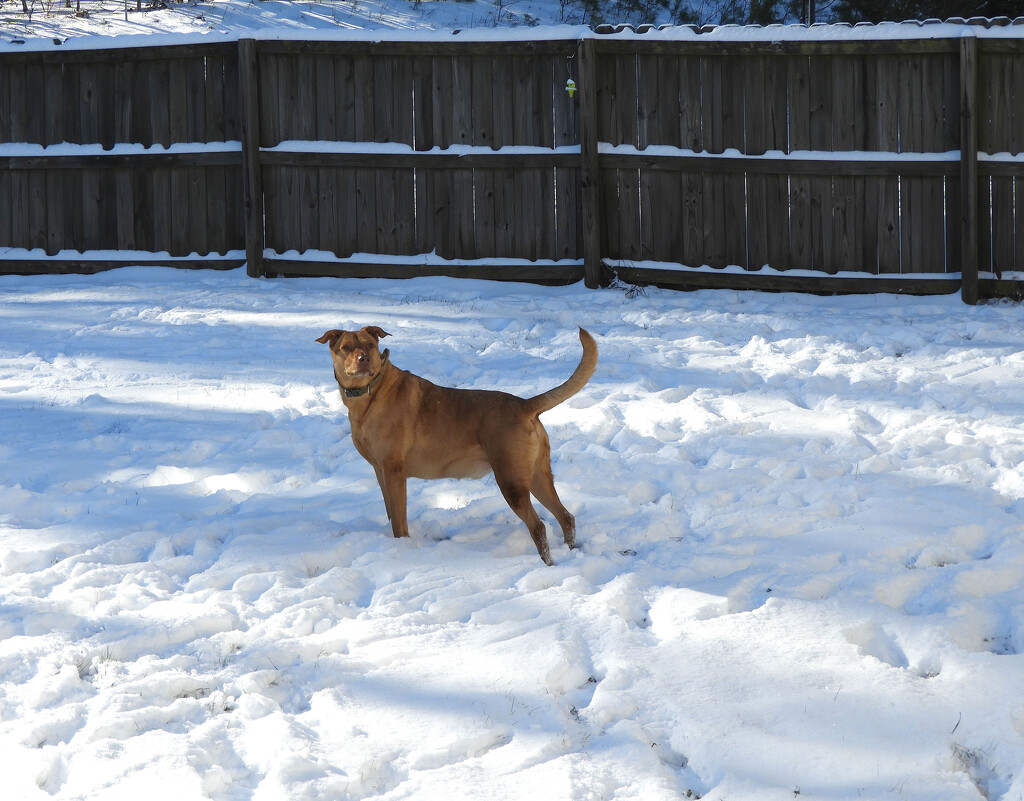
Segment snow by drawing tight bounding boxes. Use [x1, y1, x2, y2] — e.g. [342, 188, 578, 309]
[266, 142, 581, 157]
[604, 258, 962, 280]
[267, 247, 582, 268]
[0, 0, 584, 44]
[2, 266, 1024, 799]
[600, 145, 964, 162]
[0, 247, 246, 261]
[3, 0, 1024, 796]
[0, 142, 243, 157]
[3, 0, 1023, 48]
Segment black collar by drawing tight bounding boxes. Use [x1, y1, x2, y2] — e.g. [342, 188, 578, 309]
[337, 349, 390, 398]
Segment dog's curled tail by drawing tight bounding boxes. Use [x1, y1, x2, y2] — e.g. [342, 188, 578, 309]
[524, 328, 598, 416]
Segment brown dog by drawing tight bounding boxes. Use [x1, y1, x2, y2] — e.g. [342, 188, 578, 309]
[316, 326, 597, 565]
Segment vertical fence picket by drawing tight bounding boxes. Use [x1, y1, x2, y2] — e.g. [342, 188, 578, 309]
[578, 37, 602, 288]
[239, 37, 265, 276]
[961, 36, 980, 303]
[0, 171, 10, 253]
[744, 55, 770, 271]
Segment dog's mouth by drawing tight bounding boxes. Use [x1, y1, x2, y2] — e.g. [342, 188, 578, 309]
[345, 367, 374, 378]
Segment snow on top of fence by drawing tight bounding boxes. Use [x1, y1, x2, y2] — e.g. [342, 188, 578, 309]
[610, 17, 1024, 40]
[250, 18, 1024, 42]
[603, 259, 962, 280]
[0, 247, 245, 261]
[598, 145, 963, 161]
[0, 30, 238, 52]
[0, 142, 242, 157]
[599, 17, 1024, 40]
[264, 248, 583, 268]
[265, 141, 581, 156]
[3, 18, 1023, 53]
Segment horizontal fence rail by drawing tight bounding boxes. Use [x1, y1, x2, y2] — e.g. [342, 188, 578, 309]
[1, 25, 1023, 302]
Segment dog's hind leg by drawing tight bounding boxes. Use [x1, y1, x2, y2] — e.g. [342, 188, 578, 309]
[530, 467, 576, 550]
[527, 429, 576, 549]
[496, 475, 553, 566]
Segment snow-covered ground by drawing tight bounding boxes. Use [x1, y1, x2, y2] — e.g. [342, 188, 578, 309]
[1, 266, 1023, 799]
[3, 0, 1024, 796]
[0, 0, 579, 40]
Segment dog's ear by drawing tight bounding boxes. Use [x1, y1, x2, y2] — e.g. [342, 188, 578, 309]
[364, 326, 391, 342]
[316, 330, 344, 346]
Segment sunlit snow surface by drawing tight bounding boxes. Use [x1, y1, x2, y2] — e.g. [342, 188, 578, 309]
[1, 267, 1023, 799]
[0, 0, 579, 40]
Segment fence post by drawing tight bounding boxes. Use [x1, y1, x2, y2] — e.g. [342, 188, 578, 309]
[238, 37, 266, 279]
[960, 34, 979, 305]
[578, 36, 604, 289]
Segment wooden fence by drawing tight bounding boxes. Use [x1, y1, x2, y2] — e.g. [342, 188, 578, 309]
[1, 26, 1023, 302]
[239, 37, 585, 283]
[0, 41, 246, 271]
[597, 33, 1022, 304]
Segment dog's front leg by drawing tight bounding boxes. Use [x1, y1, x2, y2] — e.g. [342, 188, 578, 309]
[379, 464, 410, 539]
[373, 464, 393, 521]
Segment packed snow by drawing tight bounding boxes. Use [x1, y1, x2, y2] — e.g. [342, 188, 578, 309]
[1, 266, 1023, 800]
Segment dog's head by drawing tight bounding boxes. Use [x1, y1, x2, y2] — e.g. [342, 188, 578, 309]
[316, 326, 391, 389]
